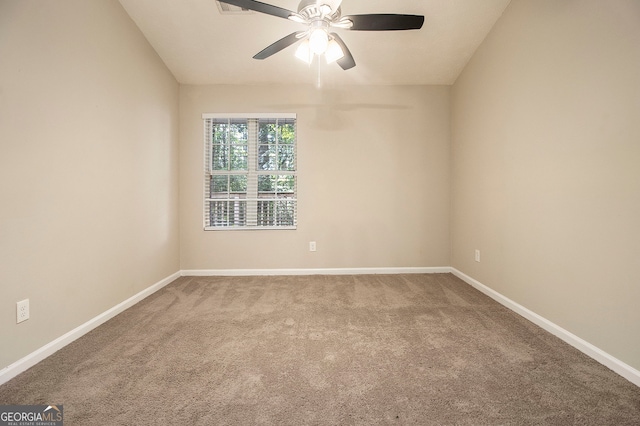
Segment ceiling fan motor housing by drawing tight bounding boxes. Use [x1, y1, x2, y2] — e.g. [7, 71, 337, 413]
[297, 0, 342, 21]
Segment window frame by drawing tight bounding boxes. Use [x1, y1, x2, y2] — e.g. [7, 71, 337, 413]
[202, 113, 297, 231]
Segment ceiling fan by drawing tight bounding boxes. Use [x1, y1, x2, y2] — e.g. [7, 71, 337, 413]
[217, 0, 425, 70]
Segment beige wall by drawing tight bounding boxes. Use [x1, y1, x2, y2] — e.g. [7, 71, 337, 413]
[0, 0, 180, 369]
[451, 0, 640, 370]
[4, 0, 637, 379]
[180, 85, 450, 270]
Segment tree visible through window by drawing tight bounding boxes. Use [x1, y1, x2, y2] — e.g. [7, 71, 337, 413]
[203, 114, 297, 230]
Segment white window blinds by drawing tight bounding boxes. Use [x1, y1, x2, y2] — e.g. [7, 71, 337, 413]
[203, 113, 297, 230]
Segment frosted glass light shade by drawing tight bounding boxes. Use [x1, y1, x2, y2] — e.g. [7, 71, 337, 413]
[309, 29, 329, 55]
[324, 39, 344, 64]
[295, 40, 313, 64]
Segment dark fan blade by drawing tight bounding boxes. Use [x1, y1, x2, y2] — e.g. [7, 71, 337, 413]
[330, 33, 355, 70]
[217, 0, 295, 20]
[253, 32, 304, 60]
[343, 14, 424, 31]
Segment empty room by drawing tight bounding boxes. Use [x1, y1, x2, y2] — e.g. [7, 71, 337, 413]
[1, 0, 639, 424]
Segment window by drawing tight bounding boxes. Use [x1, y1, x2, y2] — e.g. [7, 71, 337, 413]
[203, 113, 297, 230]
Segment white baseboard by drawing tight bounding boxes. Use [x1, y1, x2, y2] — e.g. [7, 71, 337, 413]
[0, 271, 181, 386]
[450, 268, 640, 388]
[182, 266, 451, 276]
[3, 267, 638, 390]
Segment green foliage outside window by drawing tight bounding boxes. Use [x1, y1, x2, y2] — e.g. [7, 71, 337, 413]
[258, 119, 295, 171]
[205, 116, 296, 229]
[212, 121, 249, 171]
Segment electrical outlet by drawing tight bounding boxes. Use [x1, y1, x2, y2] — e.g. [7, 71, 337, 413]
[475, 249, 481, 262]
[309, 241, 317, 252]
[17, 299, 29, 323]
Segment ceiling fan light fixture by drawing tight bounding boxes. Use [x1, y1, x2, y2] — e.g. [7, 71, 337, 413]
[224, 0, 424, 71]
[294, 39, 313, 64]
[308, 28, 329, 55]
[324, 38, 344, 64]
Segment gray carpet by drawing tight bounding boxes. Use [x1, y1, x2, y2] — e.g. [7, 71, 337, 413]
[1, 274, 639, 425]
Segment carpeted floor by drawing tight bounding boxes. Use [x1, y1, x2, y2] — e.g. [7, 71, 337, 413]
[1, 273, 639, 425]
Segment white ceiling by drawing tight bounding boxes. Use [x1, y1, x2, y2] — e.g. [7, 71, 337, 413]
[119, 0, 511, 86]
